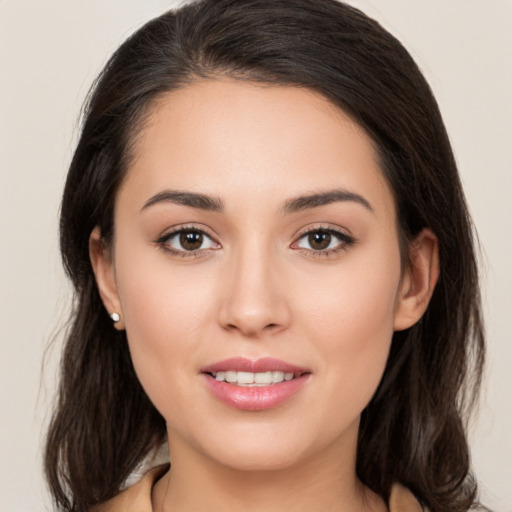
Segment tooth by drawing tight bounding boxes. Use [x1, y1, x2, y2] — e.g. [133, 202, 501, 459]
[215, 370, 295, 385]
[225, 371, 237, 383]
[237, 371, 255, 384]
[254, 371, 272, 384]
[272, 371, 284, 383]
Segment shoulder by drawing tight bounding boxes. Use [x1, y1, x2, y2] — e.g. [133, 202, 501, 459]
[389, 483, 426, 512]
[92, 465, 169, 512]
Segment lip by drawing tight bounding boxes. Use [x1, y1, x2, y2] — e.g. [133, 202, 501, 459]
[201, 357, 311, 411]
[200, 357, 309, 375]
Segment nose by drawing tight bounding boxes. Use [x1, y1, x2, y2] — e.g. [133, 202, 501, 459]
[217, 243, 291, 338]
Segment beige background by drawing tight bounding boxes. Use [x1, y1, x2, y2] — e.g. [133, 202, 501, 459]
[1, 1, 511, 510]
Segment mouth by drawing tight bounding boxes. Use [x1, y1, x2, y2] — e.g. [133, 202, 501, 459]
[200, 357, 310, 384]
[200, 358, 311, 410]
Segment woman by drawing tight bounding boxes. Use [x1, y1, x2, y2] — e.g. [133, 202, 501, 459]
[45, 0, 486, 511]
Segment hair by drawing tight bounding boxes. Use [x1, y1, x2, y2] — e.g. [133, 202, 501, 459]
[45, 1, 486, 511]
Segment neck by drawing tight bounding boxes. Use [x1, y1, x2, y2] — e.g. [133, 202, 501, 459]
[152, 425, 386, 512]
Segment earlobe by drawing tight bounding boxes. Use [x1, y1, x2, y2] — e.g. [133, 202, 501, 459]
[394, 228, 439, 331]
[89, 227, 125, 330]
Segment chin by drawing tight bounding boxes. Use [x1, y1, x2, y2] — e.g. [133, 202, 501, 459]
[211, 442, 308, 472]
[214, 420, 345, 473]
[172, 418, 313, 472]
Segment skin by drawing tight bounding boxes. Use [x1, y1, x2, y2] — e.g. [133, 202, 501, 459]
[90, 79, 438, 511]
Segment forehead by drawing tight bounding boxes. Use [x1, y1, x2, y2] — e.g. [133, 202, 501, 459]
[120, 79, 394, 218]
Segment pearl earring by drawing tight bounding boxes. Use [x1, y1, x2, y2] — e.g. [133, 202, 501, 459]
[110, 312, 120, 323]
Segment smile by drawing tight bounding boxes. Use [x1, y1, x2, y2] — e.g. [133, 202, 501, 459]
[201, 358, 311, 410]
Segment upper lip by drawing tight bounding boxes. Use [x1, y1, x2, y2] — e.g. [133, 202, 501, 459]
[200, 357, 310, 375]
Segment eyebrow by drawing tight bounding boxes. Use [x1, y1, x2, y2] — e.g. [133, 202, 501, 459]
[141, 190, 224, 212]
[282, 189, 373, 214]
[141, 188, 372, 214]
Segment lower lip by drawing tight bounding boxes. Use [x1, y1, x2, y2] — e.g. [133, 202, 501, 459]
[203, 374, 310, 411]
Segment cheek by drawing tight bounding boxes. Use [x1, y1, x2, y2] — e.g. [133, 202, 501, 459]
[112, 244, 217, 412]
[294, 245, 401, 413]
[298, 246, 401, 341]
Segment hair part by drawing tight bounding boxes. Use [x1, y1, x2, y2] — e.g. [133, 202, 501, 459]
[46, 1, 485, 511]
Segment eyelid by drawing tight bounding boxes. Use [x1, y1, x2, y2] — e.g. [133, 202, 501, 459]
[154, 224, 221, 257]
[290, 224, 356, 255]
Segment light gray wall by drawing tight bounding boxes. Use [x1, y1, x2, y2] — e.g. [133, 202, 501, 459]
[1, 1, 510, 510]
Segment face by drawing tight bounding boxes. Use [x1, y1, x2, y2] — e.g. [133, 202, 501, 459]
[91, 79, 435, 472]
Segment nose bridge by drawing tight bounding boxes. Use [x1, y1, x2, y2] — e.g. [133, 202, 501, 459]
[218, 234, 290, 337]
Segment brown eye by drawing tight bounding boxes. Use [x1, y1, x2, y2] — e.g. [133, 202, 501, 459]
[292, 228, 354, 255]
[159, 228, 219, 254]
[308, 231, 331, 250]
[179, 231, 204, 251]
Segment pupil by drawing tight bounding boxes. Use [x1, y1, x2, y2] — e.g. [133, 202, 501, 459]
[309, 231, 331, 250]
[180, 231, 203, 250]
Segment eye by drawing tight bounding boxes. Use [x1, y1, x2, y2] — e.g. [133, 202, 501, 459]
[156, 227, 220, 255]
[292, 228, 355, 255]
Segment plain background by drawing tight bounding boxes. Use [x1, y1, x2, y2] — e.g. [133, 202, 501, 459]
[1, 1, 511, 510]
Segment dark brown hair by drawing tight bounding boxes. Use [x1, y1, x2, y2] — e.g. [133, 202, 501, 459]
[45, 1, 486, 510]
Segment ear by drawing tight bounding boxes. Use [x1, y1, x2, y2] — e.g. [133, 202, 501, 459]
[89, 226, 125, 330]
[394, 228, 439, 331]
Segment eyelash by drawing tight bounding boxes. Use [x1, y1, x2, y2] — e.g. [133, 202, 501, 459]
[154, 225, 219, 259]
[154, 225, 356, 259]
[292, 226, 356, 257]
